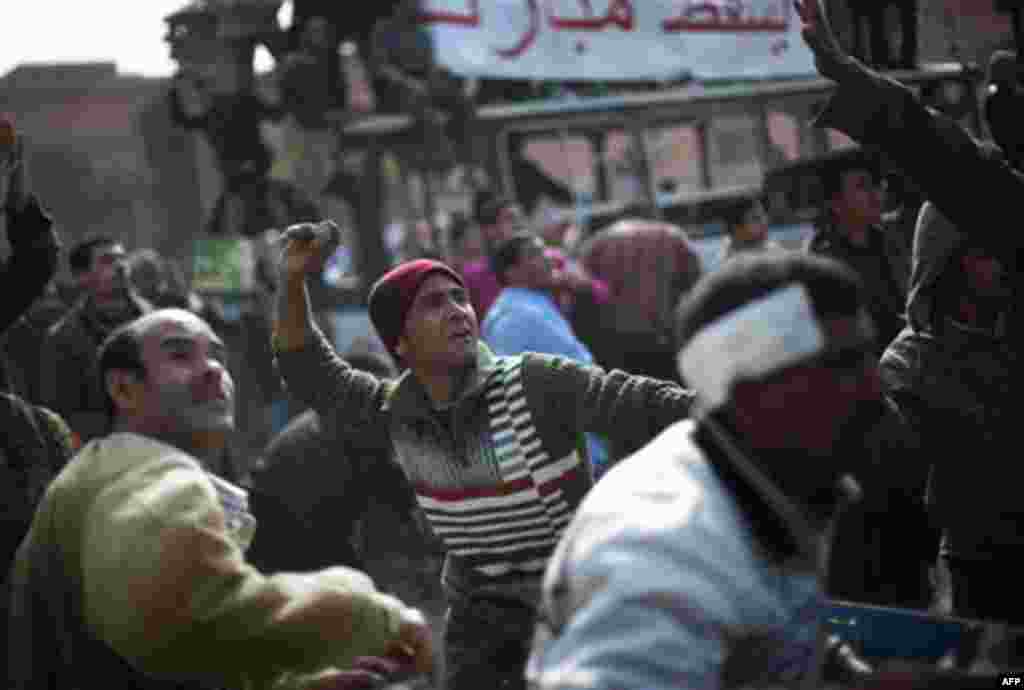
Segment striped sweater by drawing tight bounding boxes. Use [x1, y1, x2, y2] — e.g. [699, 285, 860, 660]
[275, 329, 692, 606]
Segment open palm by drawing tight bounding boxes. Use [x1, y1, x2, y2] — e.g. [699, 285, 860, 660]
[794, 0, 855, 82]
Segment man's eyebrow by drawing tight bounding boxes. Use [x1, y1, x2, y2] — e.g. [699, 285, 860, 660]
[159, 335, 228, 355]
[159, 335, 196, 349]
[416, 286, 463, 303]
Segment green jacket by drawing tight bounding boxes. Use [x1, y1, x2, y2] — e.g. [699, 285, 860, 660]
[8, 432, 411, 690]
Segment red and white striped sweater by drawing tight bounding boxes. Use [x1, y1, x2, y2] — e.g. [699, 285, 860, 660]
[275, 330, 692, 607]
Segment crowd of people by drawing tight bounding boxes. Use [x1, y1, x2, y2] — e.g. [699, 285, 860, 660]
[2, 1, 1023, 688]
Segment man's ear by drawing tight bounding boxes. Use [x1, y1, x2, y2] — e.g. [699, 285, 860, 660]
[106, 369, 144, 414]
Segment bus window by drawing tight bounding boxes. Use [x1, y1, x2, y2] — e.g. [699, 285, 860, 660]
[644, 124, 704, 204]
[765, 110, 801, 162]
[603, 129, 647, 206]
[521, 133, 596, 201]
[707, 113, 763, 188]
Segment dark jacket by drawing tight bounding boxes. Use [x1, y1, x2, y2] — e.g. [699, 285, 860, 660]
[248, 408, 417, 574]
[807, 218, 910, 355]
[880, 202, 1018, 558]
[0, 196, 60, 336]
[825, 393, 936, 607]
[39, 297, 145, 444]
[1, 285, 68, 403]
[168, 88, 284, 183]
[1, 393, 75, 685]
[814, 60, 1022, 368]
[278, 49, 346, 130]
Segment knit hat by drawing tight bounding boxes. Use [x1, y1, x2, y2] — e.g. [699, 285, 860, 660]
[368, 259, 466, 359]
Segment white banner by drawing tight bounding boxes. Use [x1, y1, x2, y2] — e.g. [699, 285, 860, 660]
[421, 0, 816, 82]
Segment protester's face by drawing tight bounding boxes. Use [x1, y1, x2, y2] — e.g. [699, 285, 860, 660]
[961, 246, 1009, 300]
[509, 237, 555, 289]
[541, 219, 572, 246]
[738, 313, 881, 473]
[83, 243, 128, 298]
[398, 274, 479, 372]
[833, 170, 884, 229]
[135, 310, 235, 435]
[484, 204, 524, 246]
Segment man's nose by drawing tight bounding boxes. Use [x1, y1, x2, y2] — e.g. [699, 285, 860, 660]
[447, 298, 474, 321]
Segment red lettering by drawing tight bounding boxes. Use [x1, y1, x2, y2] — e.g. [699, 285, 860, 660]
[493, 0, 541, 58]
[420, 0, 482, 27]
[549, 0, 634, 31]
[662, 0, 789, 33]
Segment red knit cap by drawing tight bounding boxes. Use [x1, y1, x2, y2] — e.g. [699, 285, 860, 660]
[368, 259, 466, 359]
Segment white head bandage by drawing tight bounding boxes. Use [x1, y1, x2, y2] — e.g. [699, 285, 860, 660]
[677, 284, 826, 411]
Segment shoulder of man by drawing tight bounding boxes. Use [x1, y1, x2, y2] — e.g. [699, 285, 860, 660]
[516, 351, 596, 395]
[0, 394, 74, 502]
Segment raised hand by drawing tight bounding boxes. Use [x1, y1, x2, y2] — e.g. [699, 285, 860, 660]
[794, 0, 856, 83]
[277, 220, 343, 279]
[1, 118, 29, 213]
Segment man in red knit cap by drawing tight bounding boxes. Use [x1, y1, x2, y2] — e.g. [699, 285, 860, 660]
[272, 221, 693, 690]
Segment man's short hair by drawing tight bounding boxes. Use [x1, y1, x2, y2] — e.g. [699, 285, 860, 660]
[720, 194, 761, 233]
[97, 320, 147, 427]
[820, 149, 883, 202]
[69, 235, 120, 275]
[490, 232, 538, 285]
[675, 252, 864, 350]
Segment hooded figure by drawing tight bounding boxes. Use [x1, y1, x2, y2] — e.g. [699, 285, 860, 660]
[880, 200, 1018, 623]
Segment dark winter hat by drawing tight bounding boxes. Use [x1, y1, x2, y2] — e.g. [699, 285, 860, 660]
[368, 259, 466, 358]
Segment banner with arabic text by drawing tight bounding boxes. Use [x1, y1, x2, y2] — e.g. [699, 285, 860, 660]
[422, 0, 816, 82]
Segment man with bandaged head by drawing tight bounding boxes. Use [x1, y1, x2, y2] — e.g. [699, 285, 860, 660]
[528, 252, 887, 690]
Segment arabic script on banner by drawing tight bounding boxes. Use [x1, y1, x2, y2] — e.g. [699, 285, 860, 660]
[421, 0, 813, 81]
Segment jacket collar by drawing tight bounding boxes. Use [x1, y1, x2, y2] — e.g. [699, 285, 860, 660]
[383, 340, 505, 422]
[693, 415, 858, 570]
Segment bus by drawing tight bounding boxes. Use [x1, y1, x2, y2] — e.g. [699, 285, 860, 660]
[333, 60, 982, 284]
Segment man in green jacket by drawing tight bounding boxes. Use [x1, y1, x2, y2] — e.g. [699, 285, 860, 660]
[8, 308, 433, 690]
[273, 221, 693, 690]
